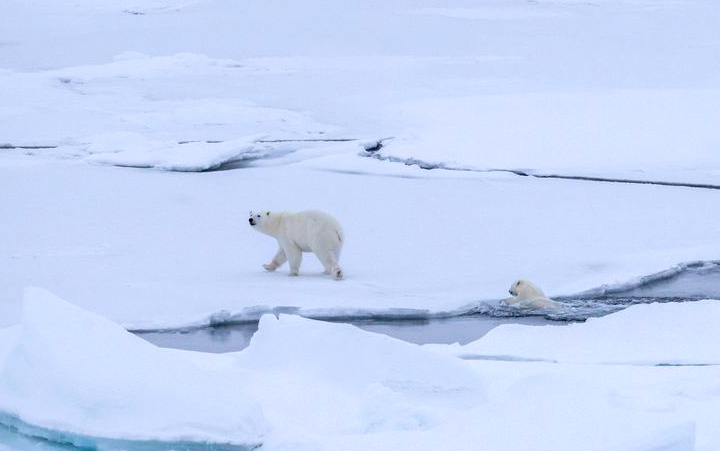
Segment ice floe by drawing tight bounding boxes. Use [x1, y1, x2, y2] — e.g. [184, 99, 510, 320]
[3, 289, 718, 451]
[0, 288, 268, 449]
[450, 299, 720, 365]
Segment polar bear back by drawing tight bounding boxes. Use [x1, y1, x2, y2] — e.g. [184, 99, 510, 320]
[277, 210, 344, 250]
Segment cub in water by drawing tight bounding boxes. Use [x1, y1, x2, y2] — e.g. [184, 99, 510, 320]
[503, 279, 560, 309]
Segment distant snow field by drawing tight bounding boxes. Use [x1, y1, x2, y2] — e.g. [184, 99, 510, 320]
[2, 0, 720, 449]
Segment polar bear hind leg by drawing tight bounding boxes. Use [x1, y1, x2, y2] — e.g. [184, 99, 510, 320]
[331, 247, 343, 280]
[315, 243, 343, 280]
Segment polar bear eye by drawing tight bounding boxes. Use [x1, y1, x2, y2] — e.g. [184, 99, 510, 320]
[266, 212, 270, 216]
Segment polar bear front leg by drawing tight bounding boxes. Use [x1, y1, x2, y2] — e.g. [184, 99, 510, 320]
[263, 246, 287, 272]
[283, 242, 303, 276]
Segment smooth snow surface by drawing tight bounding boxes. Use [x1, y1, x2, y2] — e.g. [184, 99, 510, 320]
[3, 155, 720, 330]
[3, 291, 720, 451]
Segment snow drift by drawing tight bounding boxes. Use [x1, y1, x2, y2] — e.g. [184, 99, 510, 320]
[0, 288, 268, 449]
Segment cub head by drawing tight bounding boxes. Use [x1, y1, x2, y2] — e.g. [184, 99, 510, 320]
[248, 210, 272, 229]
[508, 279, 544, 298]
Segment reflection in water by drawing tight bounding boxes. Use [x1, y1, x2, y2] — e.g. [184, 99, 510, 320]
[602, 261, 720, 299]
[139, 322, 259, 353]
[138, 315, 557, 354]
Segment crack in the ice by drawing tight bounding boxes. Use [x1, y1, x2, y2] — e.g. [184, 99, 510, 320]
[0, 144, 58, 150]
[127, 260, 720, 333]
[8, 138, 720, 191]
[361, 151, 720, 190]
[457, 355, 720, 366]
[529, 173, 720, 190]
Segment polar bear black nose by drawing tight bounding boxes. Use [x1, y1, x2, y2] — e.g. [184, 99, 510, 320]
[249, 218, 255, 225]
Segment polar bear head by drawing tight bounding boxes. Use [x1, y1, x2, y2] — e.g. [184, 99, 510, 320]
[248, 211, 272, 227]
[508, 279, 545, 299]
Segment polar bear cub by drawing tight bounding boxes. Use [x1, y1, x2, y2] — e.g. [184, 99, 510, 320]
[503, 279, 560, 309]
[249, 210, 344, 280]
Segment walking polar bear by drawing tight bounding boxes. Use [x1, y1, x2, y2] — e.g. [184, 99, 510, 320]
[503, 279, 560, 309]
[249, 210, 344, 280]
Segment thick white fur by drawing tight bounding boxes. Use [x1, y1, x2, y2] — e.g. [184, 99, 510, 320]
[249, 210, 344, 280]
[503, 279, 560, 309]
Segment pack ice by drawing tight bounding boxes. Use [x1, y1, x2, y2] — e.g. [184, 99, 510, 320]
[2, 289, 719, 451]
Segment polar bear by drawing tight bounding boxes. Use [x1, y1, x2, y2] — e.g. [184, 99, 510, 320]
[249, 210, 344, 280]
[503, 279, 560, 309]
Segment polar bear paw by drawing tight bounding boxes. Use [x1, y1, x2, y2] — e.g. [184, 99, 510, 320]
[333, 269, 344, 280]
[263, 263, 277, 272]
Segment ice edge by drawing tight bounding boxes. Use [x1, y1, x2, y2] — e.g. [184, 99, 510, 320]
[128, 260, 720, 333]
[0, 412, 261, 451]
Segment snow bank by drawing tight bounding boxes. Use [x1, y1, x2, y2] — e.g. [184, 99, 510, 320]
[243, 313, 484, 397]
[454, 300, 720, 364]
[234, 314, 486, 442]
[235, 314, 695, 451]
[0, 288, 268, 448]
[85, 134, 269, 171]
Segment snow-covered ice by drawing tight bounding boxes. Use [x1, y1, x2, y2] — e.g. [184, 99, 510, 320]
[2, 290, 719, 450]
[84, 134, 270, 172]
[435, 299, 720, 364]
[3, 152, 720, 330]
[373, 89, 720, 185]
[4, 0, 720, 183]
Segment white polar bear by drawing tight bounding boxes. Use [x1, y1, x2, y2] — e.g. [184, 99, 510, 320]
[249, 210, 344, 280]
[503, 279, 560, 309]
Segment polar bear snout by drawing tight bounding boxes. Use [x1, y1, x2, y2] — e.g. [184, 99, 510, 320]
[509, 288, 516, 296]
[249, 218, 256, 226]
